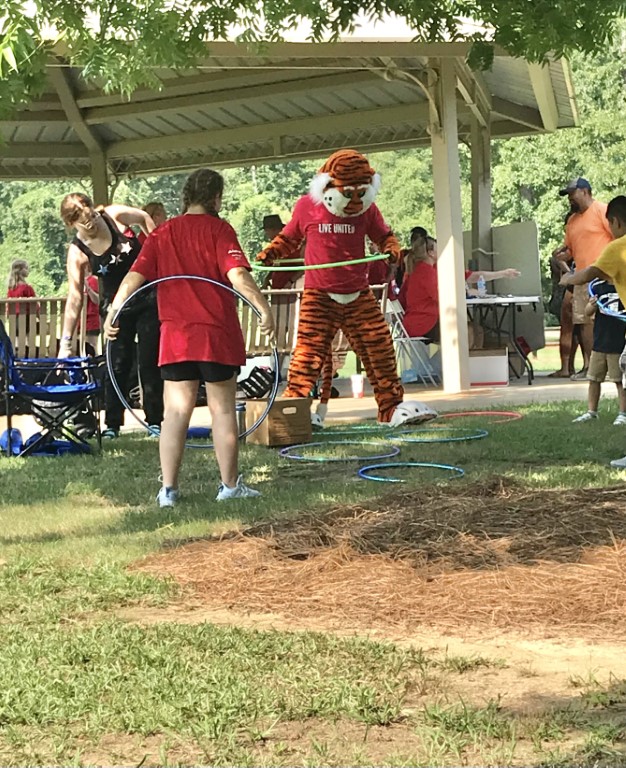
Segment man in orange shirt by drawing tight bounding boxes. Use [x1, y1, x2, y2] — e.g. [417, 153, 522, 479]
[560, 177, 613, 378]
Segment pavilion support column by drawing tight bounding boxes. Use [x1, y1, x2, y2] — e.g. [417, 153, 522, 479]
[470, 116, 493, 271]
[90, 152, 109, 206]
[430, 58, 470, 393]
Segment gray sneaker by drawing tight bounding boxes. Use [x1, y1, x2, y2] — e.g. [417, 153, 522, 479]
[216, 475, 261, 501]
[610, 456, 626, 469]
[157, 487, 180, 508]
[572, 411, 598, 423]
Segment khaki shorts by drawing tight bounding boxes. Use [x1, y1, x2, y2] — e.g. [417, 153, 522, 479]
[572, 283, 593, 325]
[620, 344, 626, 387]
[588, 350, 622, 383]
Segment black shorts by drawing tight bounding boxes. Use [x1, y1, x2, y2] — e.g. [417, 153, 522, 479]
[160, 361, 239, 383]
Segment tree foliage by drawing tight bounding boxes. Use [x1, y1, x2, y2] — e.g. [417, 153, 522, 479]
[1, 0, 626, 116]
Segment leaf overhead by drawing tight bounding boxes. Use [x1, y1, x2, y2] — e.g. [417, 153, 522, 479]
[2, 0, 626, 115]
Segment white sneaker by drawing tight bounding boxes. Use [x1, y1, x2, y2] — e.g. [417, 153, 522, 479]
[388, 401, 439, 428]
[156, 486, 179, 508]
[572, 411, 598, 423]
[311, 413, 324, 430]
[216, 475, 261, 501]
[613, 414, 626, 426]
[610, 456, 626, 469]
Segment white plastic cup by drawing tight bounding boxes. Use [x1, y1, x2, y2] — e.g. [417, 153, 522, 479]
[351, 374, 364, 398]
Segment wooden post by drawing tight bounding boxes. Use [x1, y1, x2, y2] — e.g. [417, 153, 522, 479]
[470, 116, 493, 271]
[430, 58, 470, 393]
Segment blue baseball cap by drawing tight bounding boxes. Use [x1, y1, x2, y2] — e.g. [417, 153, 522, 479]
[559, 177, 592, 196]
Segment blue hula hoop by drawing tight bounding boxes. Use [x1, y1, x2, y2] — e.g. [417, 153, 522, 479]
[105, 275, 280, 449]
[279, 440, 400, 463]
[588, 278, 625, 321]
[358, 462, 465, 483]
[390, 427, 489, 443]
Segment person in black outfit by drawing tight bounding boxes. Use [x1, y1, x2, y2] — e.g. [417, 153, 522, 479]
[571, 281, 626, 425]
[59, 193, 163, 438]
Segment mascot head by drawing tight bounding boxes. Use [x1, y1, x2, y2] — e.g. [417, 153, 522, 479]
[309, 149, 381, 218]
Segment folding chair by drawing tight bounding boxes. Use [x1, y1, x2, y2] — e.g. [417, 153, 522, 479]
[384, 299, 440, 386]
[0, 320, 103, 457]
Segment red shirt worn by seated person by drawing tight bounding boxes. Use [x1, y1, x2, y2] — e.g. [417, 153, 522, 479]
[7, 283, 36, 315]
[280, 195, 392, 294]
[131, 214, 251, 367]
[399, 264, 473, 338]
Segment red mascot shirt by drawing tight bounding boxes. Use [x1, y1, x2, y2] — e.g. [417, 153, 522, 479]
[131, 214, 250, 367]
[281, 196, 392, 293]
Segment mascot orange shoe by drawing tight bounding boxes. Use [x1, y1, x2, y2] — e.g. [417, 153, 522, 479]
[257, 148, 438, 428]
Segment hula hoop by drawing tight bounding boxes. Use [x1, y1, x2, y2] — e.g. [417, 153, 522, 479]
[105, 275, 280, 448]
[358, 461, 465, 483]
[252, 253, 388, 272]
[589, 278, 625, 321]
[390, 426, 488, 443]
[279, 440, 400, 462]
[440, 411, 522, 424]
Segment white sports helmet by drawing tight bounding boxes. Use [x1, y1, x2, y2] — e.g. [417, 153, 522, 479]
[388, 401, 439, 428]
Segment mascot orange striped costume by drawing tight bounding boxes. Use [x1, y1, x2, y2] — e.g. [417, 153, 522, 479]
[257, 149, 437, 427]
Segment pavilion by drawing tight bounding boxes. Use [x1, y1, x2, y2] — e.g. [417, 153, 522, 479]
[0, 30, 578, 392]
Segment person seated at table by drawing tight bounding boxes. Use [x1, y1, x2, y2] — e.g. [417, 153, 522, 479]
[398, 234, 441, 342]
[399, 235, 522, 345]
[394, 225, 428, 292]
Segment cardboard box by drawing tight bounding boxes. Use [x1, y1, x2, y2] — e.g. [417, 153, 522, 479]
[469, 348, 509, 387]
[245, 397, 312, 446]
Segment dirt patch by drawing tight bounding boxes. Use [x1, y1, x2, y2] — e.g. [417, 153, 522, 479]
[133, 478, 626, 638]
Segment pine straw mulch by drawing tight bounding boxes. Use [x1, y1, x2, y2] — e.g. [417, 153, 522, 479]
[134, 478, 626, 637]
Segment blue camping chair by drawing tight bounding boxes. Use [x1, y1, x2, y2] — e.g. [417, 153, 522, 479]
[0, 320, 103, 457]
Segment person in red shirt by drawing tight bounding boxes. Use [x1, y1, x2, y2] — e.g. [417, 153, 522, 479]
[398, 236, 440, 341]
[6, 259, 38, 340]
[136, 202, 167, 245]
[6, 259, 36, 315]
[83, 271, 100, 352]
[103, 168, 275, 508]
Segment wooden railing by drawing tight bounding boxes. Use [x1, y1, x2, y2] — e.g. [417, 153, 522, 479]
[0, 297, 86, 357]
[1, 285, 388, 359]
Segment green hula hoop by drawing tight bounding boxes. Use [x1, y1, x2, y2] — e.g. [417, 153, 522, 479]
[252, 253, 389, 272]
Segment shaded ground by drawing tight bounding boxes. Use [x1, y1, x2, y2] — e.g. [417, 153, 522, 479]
[135, 478, 626, 638]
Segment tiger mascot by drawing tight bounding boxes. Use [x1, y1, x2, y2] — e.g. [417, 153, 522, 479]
[257, 148, 437, 427]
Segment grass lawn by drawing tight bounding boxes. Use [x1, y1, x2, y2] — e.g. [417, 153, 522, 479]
[1, 399, 626, 766]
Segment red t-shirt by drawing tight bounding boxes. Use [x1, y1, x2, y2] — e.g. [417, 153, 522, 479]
[281, 196, 392, 293]
[367, 258, 389, 286]
[7, 283, 36, 315]
[85, 275, 100, 332]
[131, 214, 251, 366]
[398, 262, 439, 338]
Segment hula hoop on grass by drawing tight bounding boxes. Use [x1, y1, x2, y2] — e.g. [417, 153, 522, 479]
[358, 461, 465, 483]
[279, 440, 400, 462]
[589, 278, 625, 321]
[252, 253, 388, 272]
[440, 411, 522, 424]
[390, 426, 489, 443]
[105, 275, 280, 449]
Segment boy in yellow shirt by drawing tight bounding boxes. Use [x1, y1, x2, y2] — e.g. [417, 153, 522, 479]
[561, 195, 626, 466]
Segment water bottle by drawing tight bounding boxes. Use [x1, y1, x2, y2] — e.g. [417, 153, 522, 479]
[477, 274, 487, 298]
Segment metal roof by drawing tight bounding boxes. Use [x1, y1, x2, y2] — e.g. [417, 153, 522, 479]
[0, 40, 578, 181]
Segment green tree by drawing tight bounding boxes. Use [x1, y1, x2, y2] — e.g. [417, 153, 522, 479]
[0, 184, 74, 294]
[2, 0, 625, 117]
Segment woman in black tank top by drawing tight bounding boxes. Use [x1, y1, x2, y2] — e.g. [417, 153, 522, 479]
[59, 193, 164, 437]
